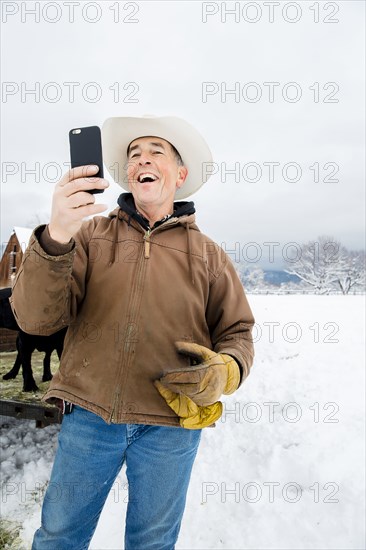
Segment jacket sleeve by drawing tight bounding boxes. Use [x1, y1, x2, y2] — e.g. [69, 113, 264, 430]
[206, 255, 255, 387]
[10, 223, 92, 336]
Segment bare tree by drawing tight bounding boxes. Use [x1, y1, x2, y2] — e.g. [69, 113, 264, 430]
[284, 235, 341, 294]
[285, 235, 365, 294]
[333, 248, 366, 294]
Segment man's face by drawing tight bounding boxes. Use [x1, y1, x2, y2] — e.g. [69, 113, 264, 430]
[126, 136, 187, 211]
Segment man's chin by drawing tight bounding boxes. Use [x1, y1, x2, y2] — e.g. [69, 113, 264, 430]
[135, 189, 158, 201]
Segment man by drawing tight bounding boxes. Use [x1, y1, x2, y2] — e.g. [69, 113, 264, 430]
[11, 115, 255, 549]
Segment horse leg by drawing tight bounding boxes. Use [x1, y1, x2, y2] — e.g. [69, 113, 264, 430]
[21, 347, 39, 392]
[42, 350, 53, 382]
[2, 353, 22, 379]
[2, 340, 23, 380]
[2, 334, 22, 380]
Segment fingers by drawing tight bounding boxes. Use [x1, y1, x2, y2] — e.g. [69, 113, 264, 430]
[158, 366, 211, 398]
[154, 381, 199, 418]
[175, 341, 217, 362]
[57, 190, 108, 219]
[160, 368, 205, 386]
[158, 373, 206, 403]
[49, 166, 109, 243]
[161, 381, 202, 397]
[160, 381, 215, 406]
[66, 202, 109, 220]
[64, 177, 109, 197]
[59, 165, 98, 186]
[153, 380, 174, 403]
[180, 401, 223, 429]
[67, 191, 97, 209]
[154, 380, 223, 427]
[58, 165, 109, 196]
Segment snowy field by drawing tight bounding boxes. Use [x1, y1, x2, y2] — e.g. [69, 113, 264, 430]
[1, 295, 365, 550]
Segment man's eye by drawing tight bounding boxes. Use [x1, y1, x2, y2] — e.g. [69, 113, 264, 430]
[153, 151, 163, 154]
[130, 153, 139, 159]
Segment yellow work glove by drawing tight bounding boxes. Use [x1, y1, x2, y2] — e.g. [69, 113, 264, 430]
[154, 342, 241, 429]
[159, 342, 241, 406]
[154, 380, 223, 429]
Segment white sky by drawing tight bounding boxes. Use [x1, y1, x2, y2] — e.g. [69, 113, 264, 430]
[1, 0, 365, 268]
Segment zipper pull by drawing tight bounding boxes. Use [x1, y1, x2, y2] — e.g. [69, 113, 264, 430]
[110, 391, 120, 423]
[144, 230, 151, 259]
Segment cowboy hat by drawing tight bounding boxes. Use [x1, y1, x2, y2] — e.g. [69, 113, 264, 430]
[101, 115, 213, 200]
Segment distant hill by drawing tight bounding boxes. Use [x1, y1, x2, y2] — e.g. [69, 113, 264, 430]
[263, 270, 301, 286]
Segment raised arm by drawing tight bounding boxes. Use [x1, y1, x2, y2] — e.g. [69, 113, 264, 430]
[10, 165, 109, 335]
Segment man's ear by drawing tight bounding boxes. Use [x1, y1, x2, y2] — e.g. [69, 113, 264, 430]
[176, 166, 188, 189]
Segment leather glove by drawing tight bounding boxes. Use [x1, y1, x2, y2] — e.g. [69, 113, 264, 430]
[154, 342, 240, 416]
[157, 342, 241, 407]
[154, 380, 223, 429]
[154, 342, 241, 429]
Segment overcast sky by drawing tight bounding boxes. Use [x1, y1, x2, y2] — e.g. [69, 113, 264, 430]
[1, 0, 365, 268]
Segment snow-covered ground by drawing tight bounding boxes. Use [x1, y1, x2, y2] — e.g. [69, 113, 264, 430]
[1, 295, 365, 549]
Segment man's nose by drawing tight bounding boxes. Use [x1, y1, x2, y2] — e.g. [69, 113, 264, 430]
[138, 152, 152, 165]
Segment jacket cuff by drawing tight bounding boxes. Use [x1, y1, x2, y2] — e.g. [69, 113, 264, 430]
[37, 225, 75, 256]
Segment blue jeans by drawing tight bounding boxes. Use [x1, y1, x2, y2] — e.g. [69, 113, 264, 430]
[32, 405, 202, 550]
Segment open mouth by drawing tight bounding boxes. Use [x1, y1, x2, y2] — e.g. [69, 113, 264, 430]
[137, 173, 158, 183]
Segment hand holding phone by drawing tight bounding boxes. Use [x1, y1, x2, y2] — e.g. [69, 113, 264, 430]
[47, 126, 110, 244]
[48, 168, 109, 248]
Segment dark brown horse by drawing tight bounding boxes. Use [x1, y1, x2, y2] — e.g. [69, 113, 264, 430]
[0, 287, 66, 392]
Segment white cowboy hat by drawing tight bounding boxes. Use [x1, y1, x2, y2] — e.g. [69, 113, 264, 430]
[101, 114, 213, 200]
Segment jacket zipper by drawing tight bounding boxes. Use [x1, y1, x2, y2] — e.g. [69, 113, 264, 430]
[110, 390, 120, 422]
[108, 241, 147, 423]
[144, 229, 151, 258]
[108, 216, 184, 423]
[142, 218, 182, 260]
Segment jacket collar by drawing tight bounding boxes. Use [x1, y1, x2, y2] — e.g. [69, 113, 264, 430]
[108, 193, 199, 284]
[109, 192, 196, 231]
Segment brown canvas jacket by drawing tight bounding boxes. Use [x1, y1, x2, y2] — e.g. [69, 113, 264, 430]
[10, 203, 255, 427]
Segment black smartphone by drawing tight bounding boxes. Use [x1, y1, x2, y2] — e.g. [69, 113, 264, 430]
[69, 125, 104, 194]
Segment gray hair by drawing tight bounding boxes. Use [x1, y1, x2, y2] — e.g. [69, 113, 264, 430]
[170, 143, 184, 166]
